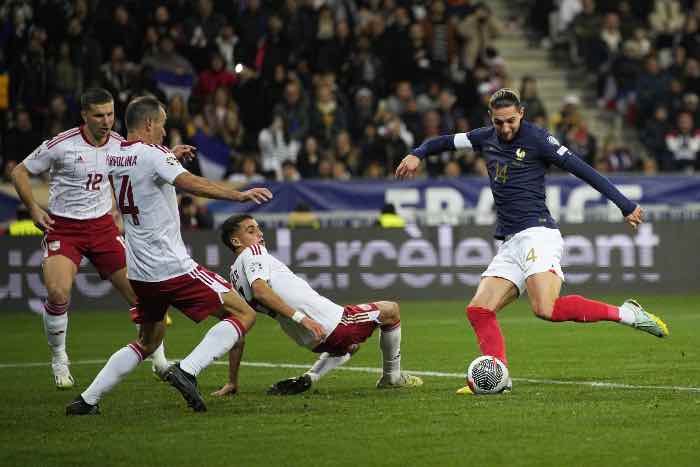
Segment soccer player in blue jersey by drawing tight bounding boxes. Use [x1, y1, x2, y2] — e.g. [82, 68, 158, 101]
[395, 88, 669, 394]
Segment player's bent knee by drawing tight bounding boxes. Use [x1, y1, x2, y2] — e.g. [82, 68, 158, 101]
[378, 301, 400, 324]
[46, 288, 71, 306]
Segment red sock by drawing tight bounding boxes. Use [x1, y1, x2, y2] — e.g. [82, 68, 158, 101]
[466, 306, 507, 367]
[551, 295, 620, 322]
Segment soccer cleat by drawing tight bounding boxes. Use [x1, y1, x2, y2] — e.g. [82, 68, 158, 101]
[621, 299, 669, 338]
[165, 312, 173, 326]
[267, 374, 313, 395]
[152, 363, 168, 382]
[164, 364, 207, 412]
[376, 372, 424, 389]
[66, 395, 100, 415]
[52, 357, 75, 389]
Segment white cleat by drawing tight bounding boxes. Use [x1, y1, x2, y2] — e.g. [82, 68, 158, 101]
[621, 299, 669, 338]
[376, 372, 424, 389]
[52, 359, 75, 389]
[152, 363, 169, 382]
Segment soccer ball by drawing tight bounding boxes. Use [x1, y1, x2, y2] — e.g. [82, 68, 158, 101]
[466, 355, 509, 394]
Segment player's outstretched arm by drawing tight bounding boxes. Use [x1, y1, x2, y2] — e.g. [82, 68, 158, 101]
[173, 172, 273, 204]
[211, 337, 245, 397]
[396, 134, 463, 179]
[395, 154, 422, 179]
[250, 279, 326, 342]
[10, 163, 55, 232]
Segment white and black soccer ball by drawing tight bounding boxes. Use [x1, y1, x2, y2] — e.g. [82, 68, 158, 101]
[466, 355, 509, 394]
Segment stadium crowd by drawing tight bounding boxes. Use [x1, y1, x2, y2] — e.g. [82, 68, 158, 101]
[0, 0, 698, 187]
[527, 0, 700, 173]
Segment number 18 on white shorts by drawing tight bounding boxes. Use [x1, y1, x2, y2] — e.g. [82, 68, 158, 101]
[482, 226, 565, 295]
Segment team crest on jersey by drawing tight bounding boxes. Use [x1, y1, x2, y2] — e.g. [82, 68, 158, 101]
[515, 148, 526, 161]
[48, 240, 61, 251]
[547, 135, 560, 146]
[248, 261, 263, 273]
[165, 155, 179, 166]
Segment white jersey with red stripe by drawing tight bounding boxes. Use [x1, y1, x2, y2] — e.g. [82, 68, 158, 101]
[106, 140, 196, 282]
[230, 244, 343, 349]
[22, 126, 125, 220]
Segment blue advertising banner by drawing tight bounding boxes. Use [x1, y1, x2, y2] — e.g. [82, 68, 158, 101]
[207, 175, 700, 225]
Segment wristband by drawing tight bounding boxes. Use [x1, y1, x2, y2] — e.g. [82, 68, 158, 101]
[291, 311, 305, 323]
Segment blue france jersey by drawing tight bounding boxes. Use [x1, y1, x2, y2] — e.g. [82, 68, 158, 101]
[412, 120, 637, 239]
[466, 121, 562, 238]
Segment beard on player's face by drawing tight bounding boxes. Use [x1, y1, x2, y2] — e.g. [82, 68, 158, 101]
[491, 105, 523, 141]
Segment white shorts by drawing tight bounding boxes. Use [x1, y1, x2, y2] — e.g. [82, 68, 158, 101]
[482, 227, 565, 295]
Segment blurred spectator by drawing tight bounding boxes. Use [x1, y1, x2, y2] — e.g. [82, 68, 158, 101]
[364, 160, 386, 179]
[141, 35, 195, 101]
[664, 111, 700, 172]
[273, 80, 310, 142]
[421, 0, 458, 69]
[227, 156, 265, 184]
[683, 58, 700, 95]
[648, 0, 685, 60]
[11, 26, 49, 112]
[179, 195, 214, 230]
[215, 24, 240, 72]
[436, 88, 463, 133]
[203, 86, 236, 135]
[258, 115, 300, 180]
[297, 136, 322, 178]
[350, 87, 376, 138]
[310, 82, 348, 146]
[3, 110, 39, 180]
[194, 52, 237, 98]
[8, 205, 43, 236]
[594, 141, 641, 173]
[166, 94, 191, 136]
[281, 160, 301, 182]
[563, 123, 598, 166]
[46, 95, 74, 135]
[332, 160, 351, 180]
[641, 105, 674, 168]
[376, 203, 405, 228]
[552, 94, 584, 137]
[100, 45, 136, 115]
[520, 76, 548, 124]
[457, 4, 503, 69]
[288, 203, 320, 229]
[317, 157, 334, 179]
[333, 130, 361, 176]
[183, 0, 227, 70]
[385, 81, 414, 117]
[444, 160, 462, 178]
[52, 41, 82, 101]
[66, 16, 102, 87]
[99, 4, 140, 60]
[681, 17, 700, 62]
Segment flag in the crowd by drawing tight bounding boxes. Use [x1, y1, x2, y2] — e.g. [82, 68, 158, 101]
[191, 129, 230, 180]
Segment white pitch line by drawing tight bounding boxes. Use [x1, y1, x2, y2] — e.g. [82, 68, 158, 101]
[1, 359, 699, 393]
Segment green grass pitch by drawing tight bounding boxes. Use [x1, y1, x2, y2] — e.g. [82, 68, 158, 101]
[1, 295, 698, 467]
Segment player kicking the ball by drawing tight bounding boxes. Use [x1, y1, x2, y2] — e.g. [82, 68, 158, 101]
[211, 214, 423, 397]
[395, 88, 669, 395]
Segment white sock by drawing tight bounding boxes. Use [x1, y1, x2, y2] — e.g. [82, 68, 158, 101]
[81, 344, 143, 405]
[180, 320, 240, 377]
[618, 306, 635, 325]
[135, 324, 169, 371]
[43, 302, 69, 361]
[305, 352, 351, 383]
[380, 325, 402, 382]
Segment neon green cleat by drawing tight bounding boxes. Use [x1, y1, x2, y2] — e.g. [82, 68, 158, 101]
[376, 373, 423, 389]
[455, 385, 473, 395]
[621, 299, 669, 338]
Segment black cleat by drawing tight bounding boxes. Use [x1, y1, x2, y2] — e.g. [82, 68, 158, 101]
[66, 395, 100, 416]
[267, 374, 313, 395]
[164, 363, 207, 412]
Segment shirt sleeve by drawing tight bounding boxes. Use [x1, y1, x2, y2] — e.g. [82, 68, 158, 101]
[22, 140, 55, 175]
[411, 127, 489, 159]
[150, 147, 188, 184]
[537, 128, 637, 216]
[241, 248, 271, 286]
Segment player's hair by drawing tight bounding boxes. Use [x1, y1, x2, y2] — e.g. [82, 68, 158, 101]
[125, 96, 165, 131]
[220, 214, 254, 251]
[489, 88, 521, 110]
[80, 88, 114, 111]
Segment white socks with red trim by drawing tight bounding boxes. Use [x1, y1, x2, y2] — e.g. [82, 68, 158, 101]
[380, 324, 402, 382]
[43, 302, 69, 361]
[305, 352, 351, 383]
[81, 344, 143, 405]
[179, 320, 241, 377]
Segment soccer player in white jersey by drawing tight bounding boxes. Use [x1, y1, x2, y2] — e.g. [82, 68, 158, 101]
[210, 214, 423, 397]
[66, 96, 273, 415]
[10, 88, 174, 389]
